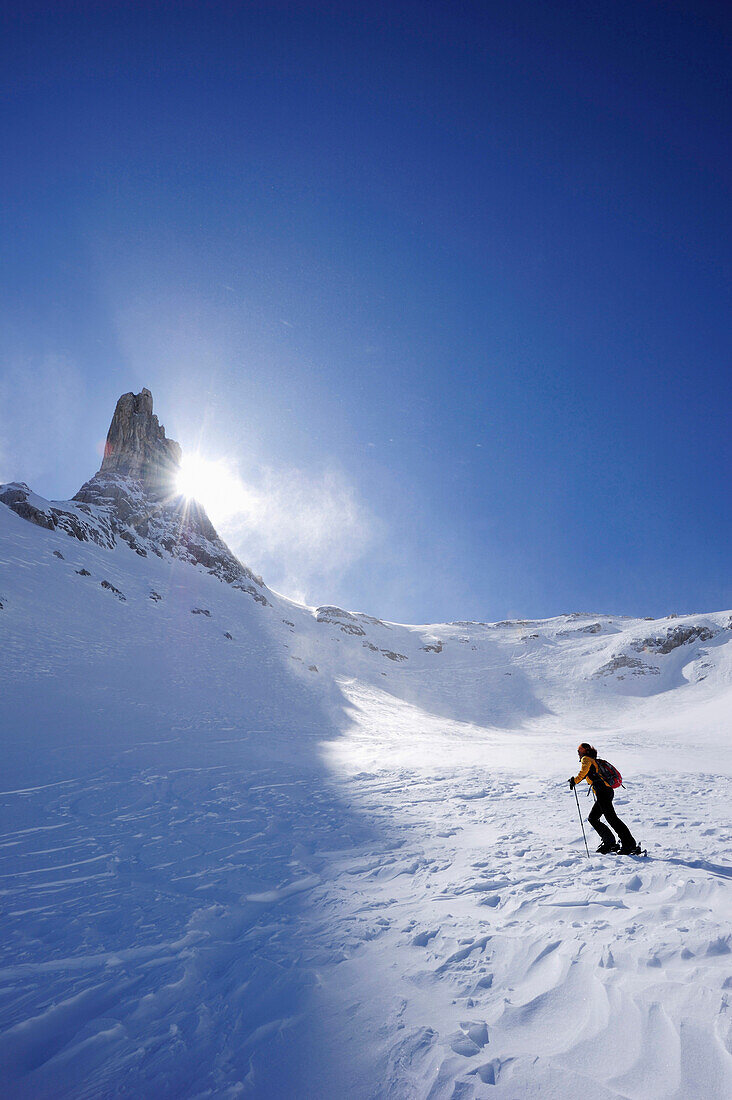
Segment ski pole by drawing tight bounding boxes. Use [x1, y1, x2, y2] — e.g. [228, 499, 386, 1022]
[574, 785, 590, 858]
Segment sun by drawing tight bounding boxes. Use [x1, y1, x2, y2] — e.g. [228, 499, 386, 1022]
[175, 452, 253, 524]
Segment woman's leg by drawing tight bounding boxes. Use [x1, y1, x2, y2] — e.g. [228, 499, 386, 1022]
[602, 790, 637, 850]
[588, 796, 615, 845]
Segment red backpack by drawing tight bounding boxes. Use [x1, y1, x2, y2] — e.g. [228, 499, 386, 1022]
[595, 758, 623, 789]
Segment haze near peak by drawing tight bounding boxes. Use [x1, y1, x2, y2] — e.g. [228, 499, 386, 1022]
[86, 387, 380, 609]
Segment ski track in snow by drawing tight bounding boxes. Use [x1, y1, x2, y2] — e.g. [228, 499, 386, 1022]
[1, 493, 732, 1097]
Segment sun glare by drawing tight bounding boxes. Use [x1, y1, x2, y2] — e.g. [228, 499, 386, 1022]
[176, 453, 253, 524]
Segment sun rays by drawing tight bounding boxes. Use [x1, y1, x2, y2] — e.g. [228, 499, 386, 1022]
[175, 452, 255, 524]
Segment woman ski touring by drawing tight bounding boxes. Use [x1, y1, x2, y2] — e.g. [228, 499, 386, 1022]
[569, 743, 640, 854]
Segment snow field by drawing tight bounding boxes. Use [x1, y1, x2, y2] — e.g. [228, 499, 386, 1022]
[1, 492, 731, 1097]
[0, 754, 378, 1098]
[2, 746, 730, 1098]
[288, 764, 732, 1098]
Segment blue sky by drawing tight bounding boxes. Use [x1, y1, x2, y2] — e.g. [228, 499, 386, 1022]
[1, 1, 729, 621]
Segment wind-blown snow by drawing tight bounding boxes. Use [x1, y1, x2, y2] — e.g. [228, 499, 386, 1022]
[1, 486, 731, 1098]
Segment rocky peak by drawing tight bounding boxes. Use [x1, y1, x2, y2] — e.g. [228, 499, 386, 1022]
[98, 388, 181, 498]
[1, 388, 270, 605]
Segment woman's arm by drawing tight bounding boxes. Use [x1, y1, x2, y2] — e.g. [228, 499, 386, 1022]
[574, 755, 593, 785]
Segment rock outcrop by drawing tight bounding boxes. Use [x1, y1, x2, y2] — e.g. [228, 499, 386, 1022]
[0, 482, 116, 546]
[0, 483, 56, 530]
[633, 624, 716, 654]
[594, 655, 660, 678]
[98, 388, 181, 497]
[316, 606, 366, 635]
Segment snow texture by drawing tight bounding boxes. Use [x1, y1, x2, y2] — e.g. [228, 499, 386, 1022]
[1, 471, 731, 1098]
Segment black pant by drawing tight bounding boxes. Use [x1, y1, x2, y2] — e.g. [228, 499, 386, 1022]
[588, 785, 636, 849]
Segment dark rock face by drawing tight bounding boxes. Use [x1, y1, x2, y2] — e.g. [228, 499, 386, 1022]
[633, 625, 716, 654]
[594, 655, 660, 678]
[316, 605, 358, 622]
[0, 483, 114, 544]
[316, 606, 366, 635]
[0, 484, 56, 529]
[99, 388, 181, 498]
[100, 580, 126, 600]
[557, 622, 603, 637]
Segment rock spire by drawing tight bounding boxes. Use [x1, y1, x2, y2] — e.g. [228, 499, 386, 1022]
[98, 388, 181, 498]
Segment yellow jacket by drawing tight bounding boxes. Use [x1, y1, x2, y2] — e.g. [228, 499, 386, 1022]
[574, 755, 609, 791]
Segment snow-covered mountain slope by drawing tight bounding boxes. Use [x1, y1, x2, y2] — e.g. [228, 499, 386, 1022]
[1, 391, 730, 1099]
